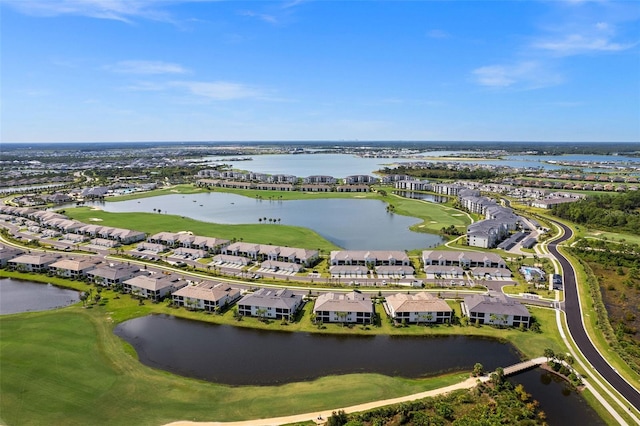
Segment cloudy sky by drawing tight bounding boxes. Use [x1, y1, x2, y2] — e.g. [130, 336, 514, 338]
[2, 0, 639, 143]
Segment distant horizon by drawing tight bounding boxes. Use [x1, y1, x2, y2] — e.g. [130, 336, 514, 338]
[2, 1, 638, 143]
[3, 140, 639, 147]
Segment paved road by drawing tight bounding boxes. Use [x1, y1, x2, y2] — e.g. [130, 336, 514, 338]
[548, 220, 640, 410]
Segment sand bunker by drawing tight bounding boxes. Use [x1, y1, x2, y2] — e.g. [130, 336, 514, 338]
[89, 218, 103, 222]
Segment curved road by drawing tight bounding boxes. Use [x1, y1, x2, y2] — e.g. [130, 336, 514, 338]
[548, 220, 640, 410]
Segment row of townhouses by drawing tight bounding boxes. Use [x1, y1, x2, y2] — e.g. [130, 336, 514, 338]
[196, 170, 382, 185]
[0, 207, 319, 269]
[0, 244, 530, 327]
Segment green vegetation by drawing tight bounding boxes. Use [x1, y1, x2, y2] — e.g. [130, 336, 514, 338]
[0, 305, 467, 426]
[552, 191, 640, 235]
[327, 377, 547, 425]
[64, 207, 341, 252]
[378, 164, 498, 180]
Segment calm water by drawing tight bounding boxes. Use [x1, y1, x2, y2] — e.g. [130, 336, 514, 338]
[0, 278, 80, 314]
[86, 193, 444, 250]
[205, 152, 640, 176]
[115, 314, 521, 385]
[508, 368, 606, 425]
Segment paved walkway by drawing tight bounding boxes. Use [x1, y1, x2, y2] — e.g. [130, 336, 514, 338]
[163, 376, 489, 426]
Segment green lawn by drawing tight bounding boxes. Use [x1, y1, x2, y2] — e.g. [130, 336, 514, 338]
[64, 207, 341, 252]
[0, 307, 467, 426]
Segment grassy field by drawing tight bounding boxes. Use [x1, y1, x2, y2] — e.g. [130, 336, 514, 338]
[1, 308, 470, 426]
[122, 184, 472, 232]
[64, 207, 341, 252]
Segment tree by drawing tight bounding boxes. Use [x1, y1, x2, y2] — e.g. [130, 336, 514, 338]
[473, 362, 484, 377]
[336, 311, 348, 326]
[543, 348, 555, 361]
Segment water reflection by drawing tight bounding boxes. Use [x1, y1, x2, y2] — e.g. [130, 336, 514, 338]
[114, 314, 521, 385]
[78, 194, 444, 250]
[509, 368, 606, 425]
[0, 278, 80, 314]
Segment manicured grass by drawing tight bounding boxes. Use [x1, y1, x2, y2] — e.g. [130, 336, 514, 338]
[0, 307, 468, 426]
[384, 194, 471, 234]
[64, 207, 340, 252]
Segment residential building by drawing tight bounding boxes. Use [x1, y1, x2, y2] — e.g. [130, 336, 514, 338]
[384, 292, 452, 324]
[237, 288, 303, 320]
[86, 263, 141, 286]
[0, 245, 24, 267]
[313, 291, 374, 324]
[172, 281, 242, 311]
[461, 293, 531, 328]
[330, 250, 411, 266]
[49, 258, 102, 279]
[123, 274, 187, 301]
[8, 253, 62, 272]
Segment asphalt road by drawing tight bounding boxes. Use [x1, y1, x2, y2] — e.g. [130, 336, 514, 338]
[548, 220, 640, 410]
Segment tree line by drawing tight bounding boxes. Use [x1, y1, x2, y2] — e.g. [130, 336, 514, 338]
[379, 164, 498, 180]
[552, 191, 640, 235]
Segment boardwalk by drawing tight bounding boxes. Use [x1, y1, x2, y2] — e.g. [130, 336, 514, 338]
[164, 358, 548, 426]
[503, 357, 546, 376]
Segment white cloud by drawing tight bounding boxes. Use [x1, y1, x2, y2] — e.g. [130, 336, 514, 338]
[472, 61, 563, 89]
[170, 81, 263, 100]
[239, 10, 278, 25]
[5, 0, 213, 23]
[426, 29, 449, 39]
[533, 33, 635, 55]
[108, 60, 189, 74]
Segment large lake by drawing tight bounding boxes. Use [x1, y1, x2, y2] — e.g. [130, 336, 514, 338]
[203, 152, 640, 177]
[115, 314, 521, 385]
[115, 314, 604, 424]
[0, 278, 80, 314]
[87, 193, 444, 250]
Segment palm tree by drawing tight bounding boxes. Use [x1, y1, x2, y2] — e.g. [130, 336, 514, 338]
[258, 218, 262, 223]
[277, 218, 281, 224]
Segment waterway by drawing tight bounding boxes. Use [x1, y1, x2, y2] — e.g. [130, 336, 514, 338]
[0, 278, 80, 314]
[508, 368, 606, 425]
[115, 314, 604, 423]
[203, 152, 640, 177]
[114, 314, 521, 385]
[80, 193, 444, 250]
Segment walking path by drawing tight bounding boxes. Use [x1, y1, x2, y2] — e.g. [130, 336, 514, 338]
[163, 359, 548, 426]
[163, 376, 488, 426]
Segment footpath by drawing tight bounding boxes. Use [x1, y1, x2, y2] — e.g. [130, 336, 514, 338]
[164, 376, 488, 426]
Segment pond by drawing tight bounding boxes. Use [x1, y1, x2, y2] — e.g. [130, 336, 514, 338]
[0, 278, 80, 315]
[508, 368, 606, 425]
[83, 193, 444, 250]
[114, 314, 521, 386]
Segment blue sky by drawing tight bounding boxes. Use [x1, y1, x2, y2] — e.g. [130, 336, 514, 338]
[2, 0, 639, 143]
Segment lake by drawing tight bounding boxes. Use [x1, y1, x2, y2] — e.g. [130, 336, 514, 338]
[508, 368, 606, 425]
[0, 278, 80, 314]
[115, 314, 603, 423]
[204, 152, 640, 177]
[85, 193, 444, 250]
[114, 314, 521, 385]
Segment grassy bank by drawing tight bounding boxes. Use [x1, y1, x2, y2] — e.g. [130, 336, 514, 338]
[64, 207, 340, 252]
[1, 308, 468, 426]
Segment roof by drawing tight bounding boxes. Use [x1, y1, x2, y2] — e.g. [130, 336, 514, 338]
[8, 253, 62, 265]
[238, 288, 302, 310]
[314, 291, 373, 313]
[87, 264, 140, 280]
[385, 292, 452, 314]
[464, 293, 530, 317]
[124, 274, 181, 291]
[49, 258, 101, 271]
[172, 282, 241, 303]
